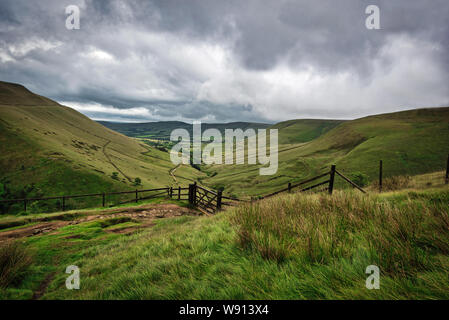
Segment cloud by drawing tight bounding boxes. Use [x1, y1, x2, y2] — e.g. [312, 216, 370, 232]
[0, 0, 448, 123]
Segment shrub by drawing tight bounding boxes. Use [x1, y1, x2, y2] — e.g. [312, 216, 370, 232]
[0, 241, 33, 288]
[111, 172, 119, 180]
[212, 184, 225, 192]
[349, 171, 369, 187]
[133, 177, 142, 186]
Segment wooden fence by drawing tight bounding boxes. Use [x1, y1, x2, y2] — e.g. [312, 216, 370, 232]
[261, 164, 366, 200]
[0, 187, 172, 215]
[2, 155, 447, 215]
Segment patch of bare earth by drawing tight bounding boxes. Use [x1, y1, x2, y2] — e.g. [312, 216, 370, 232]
[0, 203, 200, 241]
[32, 272, 55, 300]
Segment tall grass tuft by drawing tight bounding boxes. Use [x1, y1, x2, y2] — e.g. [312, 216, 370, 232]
[372, 175, 412, 191]
[0, 241, 33, 288]
[231, 190, 449, 279]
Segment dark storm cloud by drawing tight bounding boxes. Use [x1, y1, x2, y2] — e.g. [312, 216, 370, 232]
[0, 0, 448, 122]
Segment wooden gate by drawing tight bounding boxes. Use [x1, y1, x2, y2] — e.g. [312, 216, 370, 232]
[188, 183, 222, 214]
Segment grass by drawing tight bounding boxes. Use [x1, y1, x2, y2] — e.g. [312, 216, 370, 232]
[270, 119, 345, 145]
[0, 181, 447, 300]
[0, 242, 33, 288]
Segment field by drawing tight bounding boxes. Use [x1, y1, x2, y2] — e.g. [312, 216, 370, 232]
[0, 174, 447, 299]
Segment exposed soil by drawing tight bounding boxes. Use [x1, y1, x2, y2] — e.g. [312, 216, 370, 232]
[0, 203, 199, 242]
[32, 272, 55, 300]
[0, 221, 69, 242]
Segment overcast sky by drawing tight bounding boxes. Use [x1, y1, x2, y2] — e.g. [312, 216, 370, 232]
[1, 0, 448, 123]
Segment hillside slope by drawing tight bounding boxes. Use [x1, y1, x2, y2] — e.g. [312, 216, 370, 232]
[200, 107, 449, 197]
[0, 81, 203, 213]
[269, 119, 345, 145]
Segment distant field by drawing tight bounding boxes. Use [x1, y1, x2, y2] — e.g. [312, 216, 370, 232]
[99, 121, 271, 140]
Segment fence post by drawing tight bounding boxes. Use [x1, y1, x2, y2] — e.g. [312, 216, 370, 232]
[217, 190, 222, 210]
[288, 182, 292, 193]
[446, 154, 449, 185]
[328, 165, 336, 195]
[193, 182, 197, 206]
[62, 196, 66, 211]
[170, 187, 173, 198]
[188, 184, 193, 205]
[102, 193, 105, 207]
[24, 197, 27, 212]
[135, 189, 138, 203]
[178, 186, 181, 200]
[188, 184, 195, 206]
[379, 160, 383, 192]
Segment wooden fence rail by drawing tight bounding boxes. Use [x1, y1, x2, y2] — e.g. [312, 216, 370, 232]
[0, 187, 172, 214]
[2, 156, 446, 215]
[258, 164, 366, 200]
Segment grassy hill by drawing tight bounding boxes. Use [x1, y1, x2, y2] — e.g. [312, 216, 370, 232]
[0, 81, 204, 214]
[200, 107, 449, 198]
[271, 119, 345, 145]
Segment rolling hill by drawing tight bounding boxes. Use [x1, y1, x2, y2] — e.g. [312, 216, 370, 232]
[270, 119, 345, 145]
[0, 81, 204, 213]
[199, 107, 449, 197]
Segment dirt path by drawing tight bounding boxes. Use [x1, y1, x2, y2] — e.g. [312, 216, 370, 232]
[32, 272, 55, 300]
[169, 164, 181, 184]
[0, 204, 200, 242]
[102, 140, 133, 182]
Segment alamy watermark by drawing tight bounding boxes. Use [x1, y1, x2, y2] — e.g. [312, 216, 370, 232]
[170, 122, 278, 175]
[65, 265, 80, 290]
[65, 5, 80, 30]
[365, 265, 380, 289]
[365, 5, 380, 30]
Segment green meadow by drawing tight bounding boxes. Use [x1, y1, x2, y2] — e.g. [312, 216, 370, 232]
[1, 182, 448, 299]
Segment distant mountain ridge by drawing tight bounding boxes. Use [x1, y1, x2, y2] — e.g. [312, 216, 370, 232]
[98, 120, 272, 140]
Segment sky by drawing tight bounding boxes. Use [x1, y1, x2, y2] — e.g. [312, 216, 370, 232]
[1, 0, 448, 123]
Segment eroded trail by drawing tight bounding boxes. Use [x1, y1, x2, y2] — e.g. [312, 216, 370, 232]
[169, 163, 181, 184]
[0, 203, 200, 242]
[102, 140, 133, 182]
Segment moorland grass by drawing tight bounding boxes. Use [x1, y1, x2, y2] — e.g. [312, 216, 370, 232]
[1, 186, 445, 300]
[0, 242, 32, 288]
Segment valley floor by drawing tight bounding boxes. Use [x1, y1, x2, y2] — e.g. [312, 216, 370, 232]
[0, 183, 448, 300]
